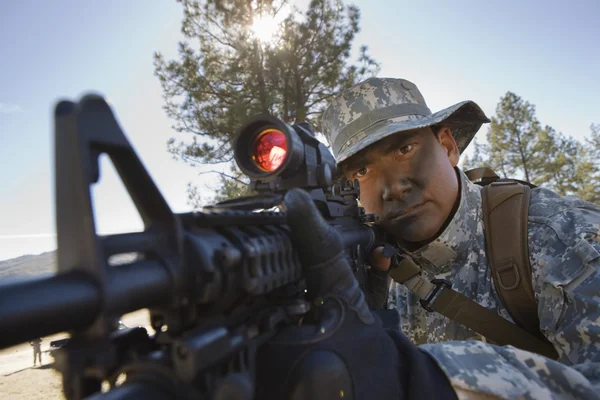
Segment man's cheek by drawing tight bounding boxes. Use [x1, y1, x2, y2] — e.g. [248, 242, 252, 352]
[356, 181, 375, 211]
[361, 201, 378, 216]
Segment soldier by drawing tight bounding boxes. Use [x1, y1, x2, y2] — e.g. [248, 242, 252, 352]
[30, 337, 42, 367]
[313, 78, 600, 398]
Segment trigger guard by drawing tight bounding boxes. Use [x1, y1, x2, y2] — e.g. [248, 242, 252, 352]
[269, 296, 345, 345]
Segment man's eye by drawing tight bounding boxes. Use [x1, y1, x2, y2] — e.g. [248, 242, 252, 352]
[355, 167, 369, 177]
[398, 144, 414, 155]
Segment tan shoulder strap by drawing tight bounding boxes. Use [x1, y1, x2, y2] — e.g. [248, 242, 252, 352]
[481, 180, 558, 358]
[466, 168, 544, 333]
[389, 258, 558, 359]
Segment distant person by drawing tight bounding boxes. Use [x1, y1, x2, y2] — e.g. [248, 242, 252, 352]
[30, 337, 42, 366]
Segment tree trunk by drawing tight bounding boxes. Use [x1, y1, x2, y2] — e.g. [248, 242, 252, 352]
[294, 65, 306, 122]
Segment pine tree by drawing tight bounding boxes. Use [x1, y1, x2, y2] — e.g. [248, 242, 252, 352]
[464, 93, 600, 204]
[486, 92, 542, 181]
[531, 126, 579, 193]
[154, 0, 379, 206]
[460, 137, 489, 171]
[573, 124, 600, 204]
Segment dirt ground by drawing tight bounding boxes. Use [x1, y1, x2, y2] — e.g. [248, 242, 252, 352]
[0, 309, 153, 399]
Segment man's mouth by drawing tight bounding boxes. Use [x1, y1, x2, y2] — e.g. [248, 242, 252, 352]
[384, 203, 425, 221]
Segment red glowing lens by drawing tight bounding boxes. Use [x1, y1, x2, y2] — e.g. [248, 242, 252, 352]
[252, 129, 288, 172]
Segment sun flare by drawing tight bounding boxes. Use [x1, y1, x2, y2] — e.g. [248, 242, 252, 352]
[251, 14, 279, 44]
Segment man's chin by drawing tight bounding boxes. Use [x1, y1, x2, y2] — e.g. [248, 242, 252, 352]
[380, 222, 440, 249]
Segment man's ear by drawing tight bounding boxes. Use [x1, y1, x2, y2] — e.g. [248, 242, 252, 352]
[437, 126, 460, 167]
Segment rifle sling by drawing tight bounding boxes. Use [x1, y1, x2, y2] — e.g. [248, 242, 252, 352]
[389, 258, 558, 359]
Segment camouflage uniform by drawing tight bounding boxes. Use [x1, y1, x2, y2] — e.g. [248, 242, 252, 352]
[322, 77, 600, 399]
[390, 169, 600, 399]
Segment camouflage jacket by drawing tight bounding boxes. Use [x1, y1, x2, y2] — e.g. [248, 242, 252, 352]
[388, 168, 600, 399]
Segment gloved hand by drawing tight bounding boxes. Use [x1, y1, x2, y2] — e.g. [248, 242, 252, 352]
[255, 189, 457, 400]
[364, 237, 397, 310]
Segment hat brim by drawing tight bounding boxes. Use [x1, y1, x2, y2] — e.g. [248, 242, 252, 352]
[336, 100, 490, 164]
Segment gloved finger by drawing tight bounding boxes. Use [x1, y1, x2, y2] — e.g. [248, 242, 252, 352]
[284, 189, 354, 297]
[283, 188, 343, 267]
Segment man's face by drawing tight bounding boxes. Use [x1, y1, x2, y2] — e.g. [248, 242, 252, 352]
[341, 127, 460, 245]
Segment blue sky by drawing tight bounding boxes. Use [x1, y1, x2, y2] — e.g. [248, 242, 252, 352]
[0, 0, 598, 261]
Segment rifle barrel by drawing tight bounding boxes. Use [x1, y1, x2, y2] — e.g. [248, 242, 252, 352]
[0, 259, 172, 349]
[0, 271, 100, 348]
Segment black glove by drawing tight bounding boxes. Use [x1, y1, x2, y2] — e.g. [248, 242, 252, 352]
[364, 240, 396, 310]
[364, 224, 407, 311]
[365, 240, 403, 328]
[255, 189, 457, 400]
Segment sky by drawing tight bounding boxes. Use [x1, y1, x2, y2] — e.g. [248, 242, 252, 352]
[0, 0, 598, 261]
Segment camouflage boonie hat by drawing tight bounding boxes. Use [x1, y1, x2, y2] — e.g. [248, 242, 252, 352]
[322, 77, 491, 164]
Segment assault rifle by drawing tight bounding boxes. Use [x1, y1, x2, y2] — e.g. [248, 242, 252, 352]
[0, 95, 382, 399]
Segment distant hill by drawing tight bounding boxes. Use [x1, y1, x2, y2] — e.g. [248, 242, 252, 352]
[0, 251, 57, 278]
[0, 251, 138, 278]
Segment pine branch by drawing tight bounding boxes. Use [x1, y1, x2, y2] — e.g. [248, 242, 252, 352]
[197, 169, 249, 186]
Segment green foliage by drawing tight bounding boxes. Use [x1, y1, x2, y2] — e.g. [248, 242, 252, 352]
[155, 0, 379, 204]
[461, 138, 488, 171]
[212, 164, 253, 203]
[530, 126, 579, 194]
[486, 92, 541, 182]
[186, 165, 250, 210]
[466, 92, 600, 204]
[574, 124, 600, 204]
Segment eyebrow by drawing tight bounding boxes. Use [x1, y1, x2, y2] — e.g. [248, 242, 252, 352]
[341, 130, 424, 173]
[340, 153, 369, 174]
[379, 130, 423, 154]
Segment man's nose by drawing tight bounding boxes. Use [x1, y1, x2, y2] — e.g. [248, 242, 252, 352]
[381, 176, 411, 202]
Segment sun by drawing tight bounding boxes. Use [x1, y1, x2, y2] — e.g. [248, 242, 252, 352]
[250, 14, 279, 44]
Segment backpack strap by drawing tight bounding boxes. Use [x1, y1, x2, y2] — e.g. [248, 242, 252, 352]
[481, 181, 557, 352]
[464, 167, 500, 184]
[470, 168, 558, 358]
[465, 167, 534, 188]
[389, 258, 558, 359]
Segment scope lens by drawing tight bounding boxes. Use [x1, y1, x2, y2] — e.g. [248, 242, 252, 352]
[252, 129, 288, 172]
